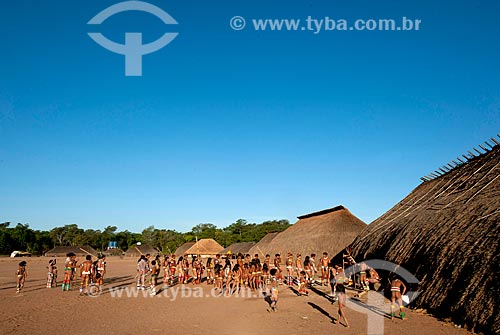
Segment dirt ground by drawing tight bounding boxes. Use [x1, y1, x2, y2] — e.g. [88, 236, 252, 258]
[0, 257, 472, 335]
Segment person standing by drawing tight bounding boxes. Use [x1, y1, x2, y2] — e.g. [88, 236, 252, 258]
[16, 261, 27, 293]
[390, 277, 407, 320]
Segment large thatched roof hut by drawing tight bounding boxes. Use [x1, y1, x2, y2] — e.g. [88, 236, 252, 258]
[124, 244, 161, 258]
[248, 232, 281, 257]
[349, 140, 500, 334]
[256, 206, 365, 259]
[175, 242, 195, 256]
[184, 239, 224, 258]
[221, 242, 255, 255]
[45, 245, 98, 257]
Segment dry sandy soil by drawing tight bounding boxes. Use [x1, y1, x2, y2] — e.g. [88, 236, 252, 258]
[0, 257, 472, 335]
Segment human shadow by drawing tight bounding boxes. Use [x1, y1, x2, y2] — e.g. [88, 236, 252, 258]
[307, 302, 337, 324]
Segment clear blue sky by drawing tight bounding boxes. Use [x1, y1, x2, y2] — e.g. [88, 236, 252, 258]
[1, 0, 499, 232]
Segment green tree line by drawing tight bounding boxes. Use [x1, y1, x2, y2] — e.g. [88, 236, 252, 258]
[0, 219, 290, 255]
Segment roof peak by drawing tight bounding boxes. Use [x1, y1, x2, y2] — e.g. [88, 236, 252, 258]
[297, 205, 346, 219]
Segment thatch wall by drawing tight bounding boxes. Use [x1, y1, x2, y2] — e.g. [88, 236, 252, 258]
[45, 245, 98, 257]
[349, 145, 500, 333]
[124, 245, 161, 258]
[221, 242, 255, 255]
[175, 242, 195, 256]
[248, 232, 281, 257]
[256, 206, 365, 260]
[184, 239, 224, 257]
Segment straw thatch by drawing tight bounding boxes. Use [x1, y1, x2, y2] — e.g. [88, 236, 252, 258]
[184, 239, 224, 257]
[124, 244, 161, 258]
[174, 242, 195, 256]
[349, 145, 500, 334]
[221, 242, 255, 255]
[253, 206, 365, 259]
[248, 232, 281, 257]
[45, 245, 98, 257]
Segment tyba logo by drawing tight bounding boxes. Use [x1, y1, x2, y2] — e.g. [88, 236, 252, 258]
[88, 1, 178, 76]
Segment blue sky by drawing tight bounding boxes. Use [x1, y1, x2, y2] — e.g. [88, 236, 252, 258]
[1, 0, 499, 232]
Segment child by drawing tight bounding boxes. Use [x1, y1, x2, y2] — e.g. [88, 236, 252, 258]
[47, 259, 55, 288]
[298, 270, 308, 296]
[319, 252, 330, 286]
[16, 261, 27, 293]
[269, 268, 279, 311]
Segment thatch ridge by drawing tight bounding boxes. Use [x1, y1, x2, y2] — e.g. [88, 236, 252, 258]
[221, 242, 256, 255]
[349, 145, 500, 334]
[250, 207, 365, 259]
[45, 245, 98, 257]
[124, 244, 161, 257]
[175, 242, 195, 256]
[184, 239, 224, 256]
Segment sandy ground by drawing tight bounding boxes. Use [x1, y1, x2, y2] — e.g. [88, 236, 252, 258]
[0, 257, 472, 335]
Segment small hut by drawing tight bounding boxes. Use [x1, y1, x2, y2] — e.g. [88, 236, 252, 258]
[45, 245, 98, 257]
[183, 239, 224, 258]
[248, 232, 281, 257]
[124, 244, 161, 258]
[255, 206, 366, 260]
[174, 242, 195, 256]
[221, 242, 256, 257]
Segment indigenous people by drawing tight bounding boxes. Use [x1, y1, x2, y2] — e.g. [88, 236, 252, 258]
[177, 256, 185, 285]
[16, 261, 27, 293]
[303, 256, 312, 285]
[149, 260, 160, 295]
[335, 265, 350, 328]
[214, 264, 223, 293]
[182, 255, 190, 284]
[192, 255, 202, 285]
[169, 254, 177, 285]
[390, 277, 407, 320]
[269, 268, 279, 312]
[242, 262, 249, 288]
[47, 259, 57, 288]
[214, 254, 221, 268]
[79, 255, 93, 296]
[137, 255, 149, 289]
[318, 252, 330, 286]
[162, 255, 170, 284]
[262, 262, 270, 290]
[310, 253, 318, 285]
[295, 254, 303, 280]
[298, 270, 308, 296]
[231, 264, 241, 294]
[205, 257, 214, 285]
[273, 254, 282, 284]
[285, 252, 294, 285]
[264, 254, 271, 269]
[62, 252, 76, 291]
[359, 262, 369, 291]
[329, 267, 337, 297]
[96, 255, 106, 286]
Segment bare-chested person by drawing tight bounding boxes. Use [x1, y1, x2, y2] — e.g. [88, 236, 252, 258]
[79, 255, 93, 296]
[149, 260, 160, 295]
[16, 261, 27, 293]
[318, 252, 330, 286]
[310, 253, 318, 285]
[285, 252, 294, 285]
[177, 256, 185, 285]
[182, 255, 190, 284]
[295, 254, 303, 281]
[192, 255, 201, 285]
[230, 264, 242, 294]
[205, 257, 214, 285]
[96, 255, 106, 286]
[62, 252, 76, 291]
[390, 277, 407, 320]
[162, 255, 170, 284]
[273, 254, 282, 284]
[359, 261, 369, 290]
[137, 255, 149, 289]
[169, 255, 177, 285]
[335, 265, 350, 327]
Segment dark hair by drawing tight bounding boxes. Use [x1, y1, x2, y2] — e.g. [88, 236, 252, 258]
[86, 255, 92, 261]
[270, 268, 277, 276]
[151, 260, 156, 266]
[232, 264, 240, 272]
[19, 261, 27, 266]
[311, 253, 316, 257]
[207, 257, 212, 266]
[263, 263, 269, 271]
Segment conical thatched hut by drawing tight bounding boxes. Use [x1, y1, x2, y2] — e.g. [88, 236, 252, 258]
[248, 232, 281, 257]
[256, 206, 365, 259]
[124, 244, 161, 258]
[221, 242, 255, 256]
[174, 242, 195, 256]
[349, 142, 500, 334]
[45, 245, 98, 257]
[184, 239, 224, 258]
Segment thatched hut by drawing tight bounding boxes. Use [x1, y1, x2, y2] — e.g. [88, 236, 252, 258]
[124, 244, 161, 258]
[221, 242, 255, 256]
[183, 239, 223, 258]
[174, 242, 195, 256]
[256, 206, 365, 259]
[349, 143, 500, 334]
[248, 232, 281, 257]
[45, 245, 98, 257]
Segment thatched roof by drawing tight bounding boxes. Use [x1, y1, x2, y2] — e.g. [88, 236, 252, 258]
[248, 232, 281, 257]
[184, 239, 224, 256]
[254, 206, 365, 259]
[221, 242, 255, 255]
[124, 244, 161, 257]
[45, 245, 98, 257]
[349, 144, 500, 334]
[175, 242, 195, 256]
